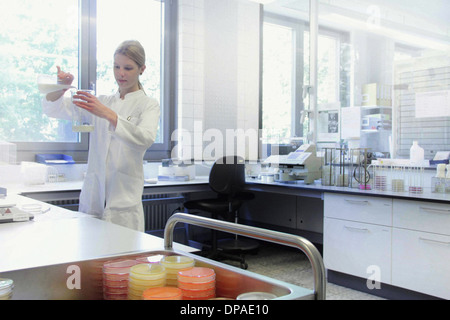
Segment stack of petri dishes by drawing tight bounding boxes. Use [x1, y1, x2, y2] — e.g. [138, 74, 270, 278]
[160, 255, 195, 287]
[103, 259, 138, 300]
[0, 279, 14, 300]
[374, 174, 387, 191]
[87, 259, 108, 300]
[128, 263, 167, 300]
[178, 267, 216, 300]
[215, 269, 242, 299]
[142, 287, 183, 300]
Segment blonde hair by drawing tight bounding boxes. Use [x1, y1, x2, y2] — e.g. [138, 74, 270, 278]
[114, 40, 146, 91]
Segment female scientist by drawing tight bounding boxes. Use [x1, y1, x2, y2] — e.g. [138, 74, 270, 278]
[43, 40, 160, 232]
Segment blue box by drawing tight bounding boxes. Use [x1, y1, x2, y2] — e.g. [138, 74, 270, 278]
[35, 154, 75, 165]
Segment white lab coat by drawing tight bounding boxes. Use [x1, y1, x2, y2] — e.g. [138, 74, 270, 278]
[42, 90, 160, 231]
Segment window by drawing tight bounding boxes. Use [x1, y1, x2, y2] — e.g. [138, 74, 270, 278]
[262, 14, 343, 145]
[262, 21, 295, 144]
[0, 0, 79, 145]
[97, 0, 165, 144]
[0, 0, 172, 158]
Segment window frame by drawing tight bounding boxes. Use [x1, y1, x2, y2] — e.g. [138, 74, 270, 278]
[14, 0, 175, 161]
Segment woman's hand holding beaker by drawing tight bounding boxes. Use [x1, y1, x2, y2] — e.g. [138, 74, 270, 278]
[72, 91, 118, 129]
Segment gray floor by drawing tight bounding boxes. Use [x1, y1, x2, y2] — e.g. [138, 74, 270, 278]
[220, 241, 385, 300]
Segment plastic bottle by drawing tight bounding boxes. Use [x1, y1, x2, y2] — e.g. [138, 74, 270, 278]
[409, 141, 424, 165]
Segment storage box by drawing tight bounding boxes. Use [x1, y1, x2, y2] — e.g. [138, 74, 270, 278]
[35, 154, 75, 165]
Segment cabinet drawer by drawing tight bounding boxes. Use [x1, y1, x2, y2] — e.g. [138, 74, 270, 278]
[324, 193, 392, 226]
[324, 217, 392, 283]
[392, 228, 450, 299]
[393, 199, 450, 236]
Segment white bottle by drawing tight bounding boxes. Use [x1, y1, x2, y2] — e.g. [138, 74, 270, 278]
[410, 141, 424, 165]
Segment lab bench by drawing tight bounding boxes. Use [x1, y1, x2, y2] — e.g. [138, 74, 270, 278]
[3, 176, 450, 299]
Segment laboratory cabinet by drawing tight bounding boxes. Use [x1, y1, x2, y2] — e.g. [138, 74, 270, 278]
[323, 193, 392, 284]
[324, 217, 392, 284]
[324, 192, 450, 299]
[392, 199, 450, 299]
[323, 193, 393, 226]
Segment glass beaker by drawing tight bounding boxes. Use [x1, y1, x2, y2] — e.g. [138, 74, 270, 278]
[71, 90, 95, 132]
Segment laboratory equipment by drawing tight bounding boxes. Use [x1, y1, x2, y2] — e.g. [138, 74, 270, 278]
[160, 255, 195, 287]
[37, 74, 75, 94]
[0, 279, 14, 300]
[391, 166, 406, 192]
[321, 148, 335, 186]
[237, 292, 277, 300]
[409, 141, 424, 165]
[142, 287, 182, 300]
[334, 147, 349, 187]
[373, 164, 388, 191]
[178, 267, 216, 300]
[408, 166, 424, 194]
[351, 148, 371, 190]
[264, 144, 322, 184]
[431, 164, 447, 193]
[102, 259, 138, 300]
[71, 90, 95, 132]
[128, 263, 166, 300]
[0, 198, 34, 223]
[158, 159, 196, 181]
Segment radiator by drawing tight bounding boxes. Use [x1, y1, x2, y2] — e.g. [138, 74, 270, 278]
[46, 194, 185, 232]
[141, 193, 185, 231]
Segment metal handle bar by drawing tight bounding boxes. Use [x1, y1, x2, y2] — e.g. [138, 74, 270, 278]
[164, 213, 326, 300]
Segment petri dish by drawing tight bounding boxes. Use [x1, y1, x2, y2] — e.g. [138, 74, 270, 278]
[160, 255, 195, 269]
[182, 288, 216, 300]
[20, 204, 42, 214]
[0, 279, 14, 300]
[142, 287, 182, 300]
[103, 292, 129, 300]
[178, 279, 215, 291]
[128, 277, 166, 288]
[129, 263, 166, 281]
[236, 292, 277, 300]
[103, 259, 138, 274]
[178, 267, 215, 283]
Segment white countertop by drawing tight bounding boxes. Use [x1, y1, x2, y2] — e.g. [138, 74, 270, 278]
[0, 190, 197, 274]
[0, 215, 195, 273]
[247, 178, 450, 202]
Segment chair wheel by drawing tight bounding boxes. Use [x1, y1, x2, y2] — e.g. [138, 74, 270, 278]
[240, 262, 248, 270]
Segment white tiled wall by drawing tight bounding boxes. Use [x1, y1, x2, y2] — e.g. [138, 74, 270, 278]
[177, 0, 260, 162]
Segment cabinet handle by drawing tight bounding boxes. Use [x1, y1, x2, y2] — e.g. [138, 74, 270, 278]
[344, 199, 369, 205]
[419, 237, 450, 246]
[344, 225, 370, 232]
[419, 207, 450, 214]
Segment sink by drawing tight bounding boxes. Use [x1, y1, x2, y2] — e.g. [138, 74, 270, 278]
[2, 213, 325, 300]
[2, 249, 314, 300]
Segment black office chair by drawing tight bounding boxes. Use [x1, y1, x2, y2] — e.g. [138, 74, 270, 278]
[183, 155, 259, 269]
